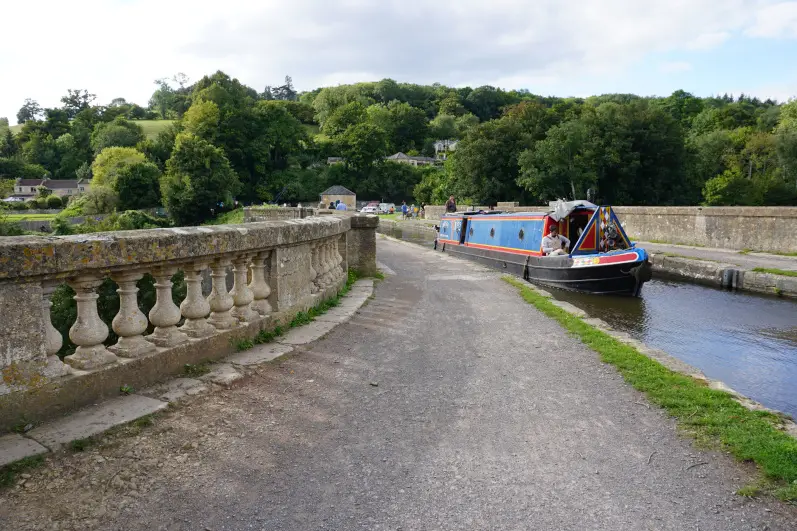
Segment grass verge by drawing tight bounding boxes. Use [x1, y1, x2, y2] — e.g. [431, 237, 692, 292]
[503, 275, 797, 502]
[752, 267, 797, 278]
[0, 455, 45, 489]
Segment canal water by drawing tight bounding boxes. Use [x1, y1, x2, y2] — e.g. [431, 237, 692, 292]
[549, 279, 797, 418]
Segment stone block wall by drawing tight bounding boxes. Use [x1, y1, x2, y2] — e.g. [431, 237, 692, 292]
[243, 206, 316, 222]
[0, 214, 377, 431]
[347, 215, 379, 276]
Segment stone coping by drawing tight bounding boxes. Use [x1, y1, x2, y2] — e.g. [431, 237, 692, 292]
[0, 217, 350, 281]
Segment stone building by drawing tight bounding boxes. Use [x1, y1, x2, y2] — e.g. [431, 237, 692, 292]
[320, 185, 356, 210]
[10, 178, 92, 201]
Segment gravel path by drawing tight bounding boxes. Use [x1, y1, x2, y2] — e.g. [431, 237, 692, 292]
[1, 237, 795, 530]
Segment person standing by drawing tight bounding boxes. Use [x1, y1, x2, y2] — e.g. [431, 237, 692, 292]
[445, 195, 457, 213]
[401, 201, 408, 219]
[335, 200, 347, 211]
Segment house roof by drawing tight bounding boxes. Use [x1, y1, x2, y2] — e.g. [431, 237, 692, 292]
[16, 179, 45, 186]
[321, 185, 355, 196]
[47, 180, 79, 189]
[386, 152, 436, 162]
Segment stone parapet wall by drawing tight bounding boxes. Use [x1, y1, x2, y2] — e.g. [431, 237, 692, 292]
[0, 215, 377, 431]
[243, 206, 316, 222]
[423, 204, 797, 252]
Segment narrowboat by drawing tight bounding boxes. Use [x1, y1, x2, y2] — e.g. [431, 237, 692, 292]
[435, 201, 652, 296]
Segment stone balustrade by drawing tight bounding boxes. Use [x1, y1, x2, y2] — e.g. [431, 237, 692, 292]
[0, 215, 376, 431]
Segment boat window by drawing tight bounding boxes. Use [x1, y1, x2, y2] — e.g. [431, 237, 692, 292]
[569, 213, 589, 240]
[459, 219, 468, 244]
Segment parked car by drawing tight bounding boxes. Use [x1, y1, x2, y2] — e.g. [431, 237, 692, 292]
[378, 203, 395, 214]
[360, 206, 379, 214]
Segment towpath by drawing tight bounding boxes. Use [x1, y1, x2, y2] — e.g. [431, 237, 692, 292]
[637, 241, 797, 271]
[1, 238, 795, 530]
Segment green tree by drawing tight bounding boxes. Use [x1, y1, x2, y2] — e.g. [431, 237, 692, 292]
[162, 133, 241, 225]
[182, 100, 220, 141]
[517, 119, 597, 201]
[430, 114, 457, 139]
[91, 147, 147, 188]
[90, 118, 145, 153]
[17, 99, 42, 123]
[115, 161, 162, 210]
[322, 101, 367, 137]
[60, 89, 96, 119]
[367, 101, 429, 153]
[703, 168, 758, 205]
[337, 123, 388, 173]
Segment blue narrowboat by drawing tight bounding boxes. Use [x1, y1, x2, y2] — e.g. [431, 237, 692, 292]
[435, 201, 652, 296]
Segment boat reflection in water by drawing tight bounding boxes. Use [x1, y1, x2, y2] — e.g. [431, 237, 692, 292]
[436, 201, 652, 296]
[550, 277, 797, 418]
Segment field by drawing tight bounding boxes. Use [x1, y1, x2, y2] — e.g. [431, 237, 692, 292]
[4, 213, 57, 221]
[7, 120, 174, 140]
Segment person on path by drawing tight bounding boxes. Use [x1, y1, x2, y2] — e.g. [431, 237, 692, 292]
[335, 200, 347, 211]
[542, 225, 570, 256]
[445, 195, 457, 213]
[401, 202, 408, 219]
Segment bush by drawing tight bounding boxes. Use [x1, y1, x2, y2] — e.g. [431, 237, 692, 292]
[91, 147, 147, 188]
[35, 197, 49, 209]
[46, 195, 63, 208]
[25, 200, 37, 210]
[59, 187, 118, 218]
[10, 201, 27, 211]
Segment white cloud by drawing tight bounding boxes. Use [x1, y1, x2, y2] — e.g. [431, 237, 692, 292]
[0, 0, 791, 123]
[746, 2, 797, 38]
[684, 32, 732, 50]
[659, 61, 693, 73]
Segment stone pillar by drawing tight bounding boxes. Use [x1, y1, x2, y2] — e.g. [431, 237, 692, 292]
[146, 267, 188, 348]
[207, 259, 237, 329]
[231, 254, 258, 322]
[40, 283, 70, 378]
[109, 271, 157, 358]
[320, 241, 332, 288]
[332, 239, 344, 283]
[65, 276, 118, 370]
[249, 251, 272, 315]
[347, 214, 378, 277]
[180, 263, 215, 338]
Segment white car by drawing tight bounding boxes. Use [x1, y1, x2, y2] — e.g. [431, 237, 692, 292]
[360, 206, 378, 214]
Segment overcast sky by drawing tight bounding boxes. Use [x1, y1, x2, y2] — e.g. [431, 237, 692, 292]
[2, 0, 797, 124]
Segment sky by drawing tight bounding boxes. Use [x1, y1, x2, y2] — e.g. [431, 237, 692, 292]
[2, 0, 797, 124]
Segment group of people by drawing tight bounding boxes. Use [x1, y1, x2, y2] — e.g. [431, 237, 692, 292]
[400, 201, 424, 219]
[321, 200, 348, 211]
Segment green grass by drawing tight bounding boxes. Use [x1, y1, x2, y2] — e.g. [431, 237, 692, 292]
[183, 362, 212, 378]
[204, 208, 244, 225]
[136, 119, 174, 139]
[741, 249, 797, 257]
[4, 213, 57, 221]
[0, 455, 45, 489]
[752, 267, 797, 278]
[503, 276, 797, 502]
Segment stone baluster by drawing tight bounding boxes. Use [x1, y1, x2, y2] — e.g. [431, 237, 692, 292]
[180, 263, 216, 338]
[65, 276, 118, 370]
[332, 239, 344, 283]
[318, 241, 331, 288]
[207, 259, 237, 329]
[110, 271, 157, 358]
[323, 241, 335, 286]
[146, 267, 188, 347]
[231, 254, 258, 322]
[249, 251, 273, 315]
[40, 283, 70, 377]
[308, 243, 319, 294]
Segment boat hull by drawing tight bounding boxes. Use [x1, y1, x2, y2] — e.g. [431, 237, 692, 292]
[439, 242, 651, 296]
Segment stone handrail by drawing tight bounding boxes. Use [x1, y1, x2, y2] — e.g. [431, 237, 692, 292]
[0, 214, 378, 430]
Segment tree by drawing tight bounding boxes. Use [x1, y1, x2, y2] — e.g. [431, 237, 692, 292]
[47, 195, 63, 208]
[517, 119, 598, 201]
[322, 101, 367, 137]
[115, 161, 162, 210]
[430, 114, 457, 139]
[17, 99, 42, 124]
[61, 89, 96, 119]
[149, 79, 176, 119]
[90, 118, 145, 153]
[109, 98, 127, 107]
[181, 100, 220, 141]
[0, 128, 16, 157]
[367, 101, 429, 153]
[161, 133, 241, 225]
[91, 147, 147, 187]
[703, 168, 757, 205]
[337, 123, 388, 173]
[271, 76, 298, 101]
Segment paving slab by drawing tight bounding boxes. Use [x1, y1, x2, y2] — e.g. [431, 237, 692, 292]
[278, 320, 337, 345]
[27, 395, 167, 450]
[0, 433, 49, 467]
[142, 378, 209, 403]
[225, 344, 294, 366]
[200, 364, 244, 387]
